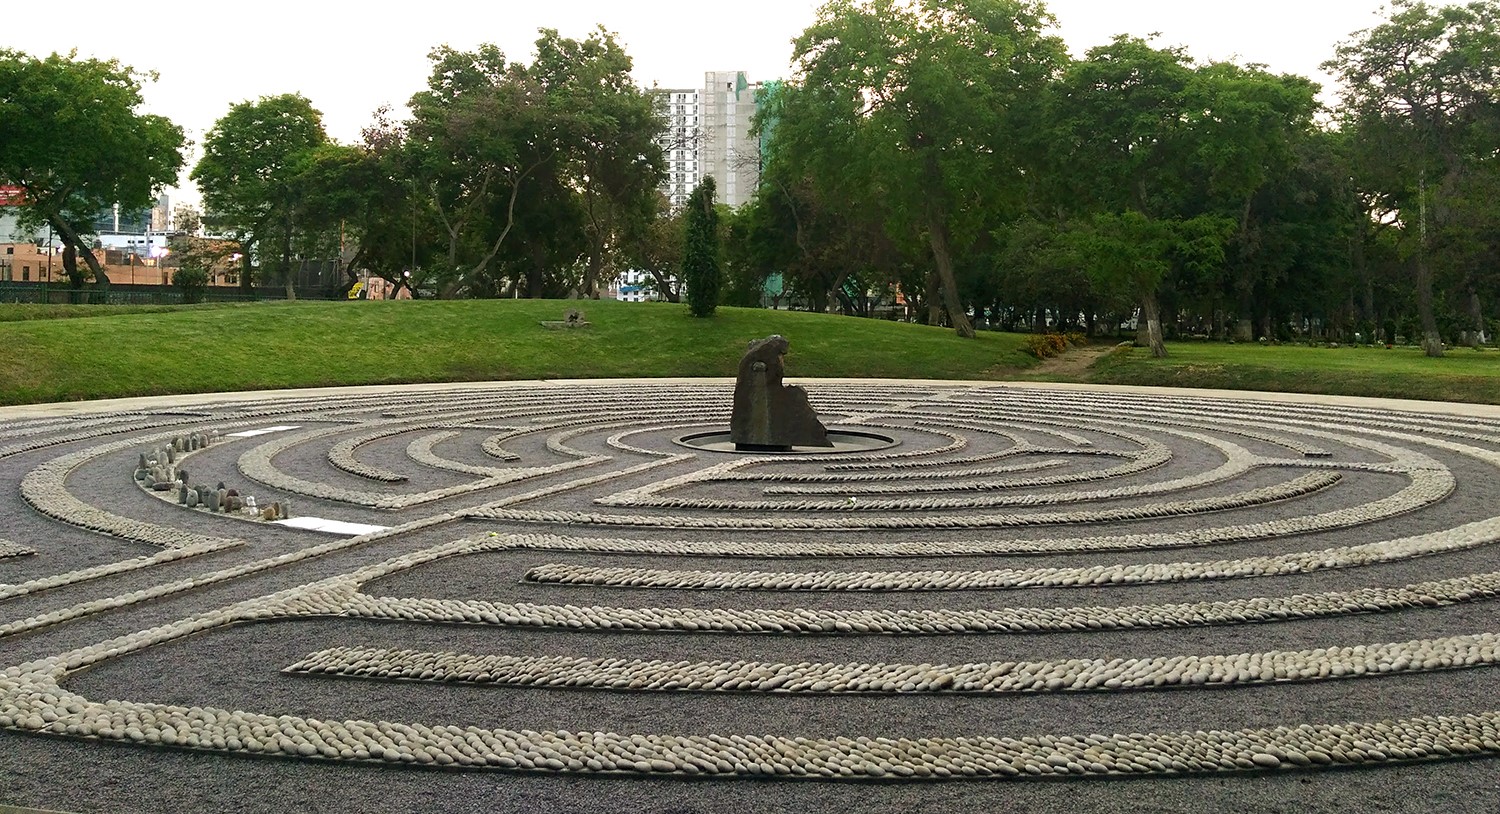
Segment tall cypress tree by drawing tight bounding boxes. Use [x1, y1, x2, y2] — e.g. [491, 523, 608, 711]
[682, 176, 721, 317]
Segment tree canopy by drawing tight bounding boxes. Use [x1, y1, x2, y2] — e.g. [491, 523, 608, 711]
[0, 50, 184, 288]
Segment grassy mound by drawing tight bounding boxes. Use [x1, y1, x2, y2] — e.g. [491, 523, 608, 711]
[1091, 342, 1500, 404]
[0, 299, 1036, 405]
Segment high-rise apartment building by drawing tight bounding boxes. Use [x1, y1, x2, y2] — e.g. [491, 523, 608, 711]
[701, 70, 761, 208]
[651, 71, 766, 211]
[654, 87, 703, 211]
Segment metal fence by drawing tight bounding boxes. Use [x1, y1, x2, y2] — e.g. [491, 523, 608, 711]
[0, 283, 344, 306]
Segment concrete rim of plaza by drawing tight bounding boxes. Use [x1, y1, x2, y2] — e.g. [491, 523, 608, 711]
[4, 377, 1498, 420]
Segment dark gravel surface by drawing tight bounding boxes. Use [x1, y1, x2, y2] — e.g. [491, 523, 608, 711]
[4, 381, 1500, 814]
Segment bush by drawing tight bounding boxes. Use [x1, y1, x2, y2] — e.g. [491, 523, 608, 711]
[172, 267, 208, 304]
[1024, 333, 1070, 359]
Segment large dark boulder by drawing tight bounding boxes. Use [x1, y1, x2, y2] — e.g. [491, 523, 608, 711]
[730, 335, 832, 451]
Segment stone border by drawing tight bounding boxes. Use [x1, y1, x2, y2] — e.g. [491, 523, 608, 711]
[283, 632, 1500, 694]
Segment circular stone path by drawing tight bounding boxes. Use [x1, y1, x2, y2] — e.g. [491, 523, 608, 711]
[3, 379, 1500, 813]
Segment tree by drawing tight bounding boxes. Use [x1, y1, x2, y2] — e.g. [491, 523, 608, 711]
[1041, 37, 1316, 355]
[0, 50, 184, 290]
[406, 44, 560, 298]
[531, 28, 666, 299]
[192, 93, 328, 296]
[682, 176, 721, 317]
[1325, 0, 1500, 356]
[779, 0, 1068, 338]
[623, 195, 684, 302]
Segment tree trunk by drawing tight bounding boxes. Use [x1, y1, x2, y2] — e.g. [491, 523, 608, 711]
[924, 209, 975, 339]
[1470, 287, 1487, 347]
[239, 245, 254, 295]
[47, 215, 109, 288]
[1415, 253, 1444, 357]
[61, 244, 83, 288]
[1141, 290, 1167, 358]
[281, 222, 296, 302]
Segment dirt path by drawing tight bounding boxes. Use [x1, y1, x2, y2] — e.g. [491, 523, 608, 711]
[1028, 342, 1119, 377]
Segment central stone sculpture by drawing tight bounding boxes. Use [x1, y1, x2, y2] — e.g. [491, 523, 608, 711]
[730, 335, 833, 451]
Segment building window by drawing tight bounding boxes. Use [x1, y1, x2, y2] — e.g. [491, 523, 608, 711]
[22, 266, 30, 281]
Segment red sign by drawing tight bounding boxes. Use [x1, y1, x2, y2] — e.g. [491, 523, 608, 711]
[0, 186, 26, 206]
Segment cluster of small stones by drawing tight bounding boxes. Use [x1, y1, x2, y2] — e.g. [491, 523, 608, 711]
[971, 387, 1500, 448]
[250, 530, 1500, 637]
[328, 425, 418, 482]
[594, 427, 1295, 512]
[483, 472, 1346, 530]
[0, 515, 458, 640]
[238, 423, 613, 510]
[941, 402, 1334, 459]
[347, 571, 1500, 635]
[21, 427, 248, 550]
[0, 543, 221, 603]
[285, 633, 1500, 695]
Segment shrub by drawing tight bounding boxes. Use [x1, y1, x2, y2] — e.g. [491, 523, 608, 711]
[172, 267, 208, 304]
[1024, 333, 1070, 359]
[682, 177, 721, 318]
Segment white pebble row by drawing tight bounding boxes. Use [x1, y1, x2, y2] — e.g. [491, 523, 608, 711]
[4, 662, 1500, 779]
[518, 514, 1500, 592]
[0, 538, 36, 559]
[286, 633, 1500, 694]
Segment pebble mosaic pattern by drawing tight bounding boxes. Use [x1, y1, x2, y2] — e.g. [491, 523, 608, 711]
[4, 380, 1500, 787]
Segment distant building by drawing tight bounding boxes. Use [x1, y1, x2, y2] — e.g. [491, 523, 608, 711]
[0, 241, 179, 286]
[654, 87, 703, 211]
[701, 70, 763, 208]
[651, 71, 770, 212]
[0, 189, 170, 257]
[611, 268, 669, 303]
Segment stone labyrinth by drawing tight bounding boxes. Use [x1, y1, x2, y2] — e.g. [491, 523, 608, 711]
[5, 379, 1500, 785]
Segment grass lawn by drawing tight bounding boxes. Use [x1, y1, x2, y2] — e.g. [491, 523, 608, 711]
[1091, 341, 1500, 404]
[0, 299, 1037, 405]
[5, 300, 1499, 406]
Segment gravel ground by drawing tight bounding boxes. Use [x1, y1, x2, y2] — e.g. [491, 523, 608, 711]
[3, 380, 1500, 814]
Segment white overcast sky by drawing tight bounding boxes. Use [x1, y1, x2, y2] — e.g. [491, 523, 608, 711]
[3, 0, 1391, 205]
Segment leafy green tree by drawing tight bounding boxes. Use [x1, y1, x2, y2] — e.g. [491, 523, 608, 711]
[1325, 0, 1500, 355]
[622, 195, 684, 302]
[682, 176, 721, 317]
[531, 28, 666, 299]
[1041, 37, 1315, 355]
[0, 50, 184, 290]
[192, 93, 328, 296]
[406, 44, 563, 297]
[780, 0, 1068, 337]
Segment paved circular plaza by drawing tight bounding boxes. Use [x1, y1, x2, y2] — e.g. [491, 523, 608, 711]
[3, 379, 1500, 813]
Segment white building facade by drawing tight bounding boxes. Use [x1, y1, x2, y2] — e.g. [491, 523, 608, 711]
[651, 71, 765, 212]
[626, 71, 769, 302]
[655, 87, 703, 211]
